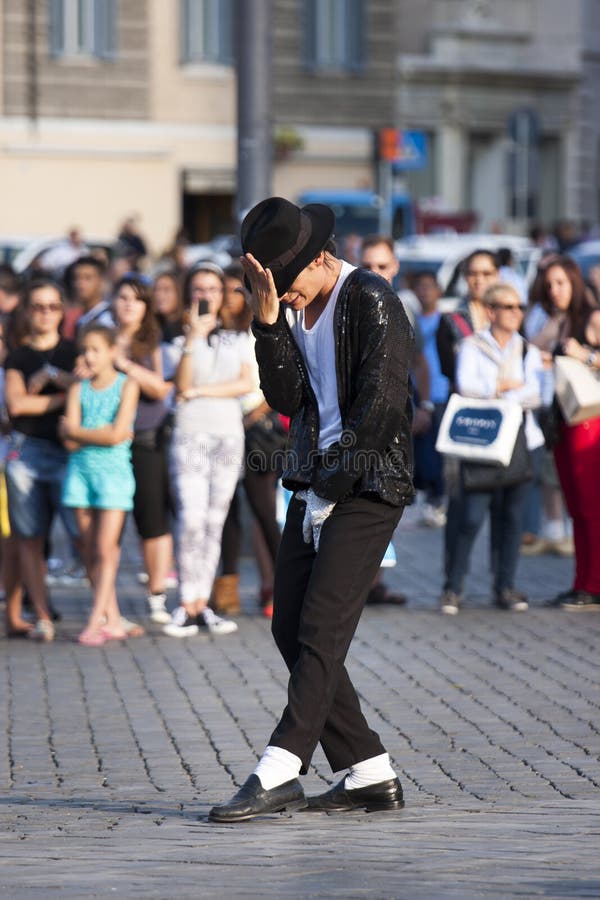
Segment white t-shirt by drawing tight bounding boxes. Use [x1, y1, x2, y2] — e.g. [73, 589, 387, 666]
[285, 261, 355, 450]
[174, 329, 253, 438]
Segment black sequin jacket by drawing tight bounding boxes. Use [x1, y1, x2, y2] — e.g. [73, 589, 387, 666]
[251, 267, 415, 506]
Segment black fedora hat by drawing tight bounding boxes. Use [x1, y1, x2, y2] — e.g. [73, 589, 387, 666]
[241, 197, 335, 296]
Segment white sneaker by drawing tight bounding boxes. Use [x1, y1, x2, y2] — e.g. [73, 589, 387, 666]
[29, 619, 55, 642]
[421, 503, 447, 528]
[163, 606, 199, 638]
[198, 607, 238, 636]
[147, 593, 171, 624]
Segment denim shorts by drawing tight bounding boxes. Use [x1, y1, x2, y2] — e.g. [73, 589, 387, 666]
[4, 433, 78, 540]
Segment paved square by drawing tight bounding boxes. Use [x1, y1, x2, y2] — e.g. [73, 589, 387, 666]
[1, 505, 599, 898]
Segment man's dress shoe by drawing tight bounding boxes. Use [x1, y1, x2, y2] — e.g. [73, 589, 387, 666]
[208, 775, 307, 823]
[306, 776, 404, 812]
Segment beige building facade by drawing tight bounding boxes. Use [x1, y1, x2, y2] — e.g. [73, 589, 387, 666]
[0, 0, 237, 251]
[0, 0, 598, 251]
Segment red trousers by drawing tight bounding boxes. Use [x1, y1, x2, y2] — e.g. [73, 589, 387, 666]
[554, 416, 600, 594]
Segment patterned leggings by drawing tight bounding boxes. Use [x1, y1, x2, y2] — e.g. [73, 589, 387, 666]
[170, 431, 244, 602]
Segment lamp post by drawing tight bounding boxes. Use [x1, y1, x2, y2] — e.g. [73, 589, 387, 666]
[235, 0, 273, 224]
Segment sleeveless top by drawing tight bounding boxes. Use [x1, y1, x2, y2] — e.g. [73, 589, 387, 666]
[75, 372, 132, 471]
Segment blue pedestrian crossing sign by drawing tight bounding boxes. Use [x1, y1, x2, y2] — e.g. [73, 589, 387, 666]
[379, 129, 428, 171]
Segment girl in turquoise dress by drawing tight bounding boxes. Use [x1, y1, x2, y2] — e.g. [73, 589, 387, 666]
[60, 325, 139, 646]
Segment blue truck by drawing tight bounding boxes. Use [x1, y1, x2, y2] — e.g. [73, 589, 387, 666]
[297, 189, 416, 241]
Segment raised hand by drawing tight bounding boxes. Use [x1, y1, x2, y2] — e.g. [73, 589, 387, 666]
[240, 253, 280, 325]
[185, 297, 218, 339]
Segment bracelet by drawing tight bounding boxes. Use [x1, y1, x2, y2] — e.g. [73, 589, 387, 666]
[419, 400, 435, 413]
[182, 346, 194, 356]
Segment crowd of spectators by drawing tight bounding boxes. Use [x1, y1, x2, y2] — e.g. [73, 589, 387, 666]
[2, 218, 599, 643]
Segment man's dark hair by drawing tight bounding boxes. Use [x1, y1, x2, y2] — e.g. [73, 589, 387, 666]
[361, 234, 394, 254]
[0, 264, 20, 295]
[496, 247, 513, 267]
[71, 255, 107, 276]
[411, 269, 438, 285]
[323, 237, 337, 257]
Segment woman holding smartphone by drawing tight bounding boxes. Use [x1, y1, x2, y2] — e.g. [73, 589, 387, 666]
[164, 264, 253, 637]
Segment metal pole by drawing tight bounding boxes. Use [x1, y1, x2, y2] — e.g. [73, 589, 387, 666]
[236, 0, 273, 224]
[26, 0, 38, 131]
[378, 159, 393, 236]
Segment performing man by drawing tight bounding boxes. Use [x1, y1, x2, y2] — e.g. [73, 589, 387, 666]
[209, 197, 414, 822]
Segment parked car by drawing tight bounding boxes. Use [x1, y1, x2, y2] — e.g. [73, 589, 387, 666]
[12, 235, 116, 275]
[394, 233, 540, 300]
[297, 189, 416, 241]
[181, 234, 240, 271]
[0, 235, 43, 268]
[567, 240, 600, 280]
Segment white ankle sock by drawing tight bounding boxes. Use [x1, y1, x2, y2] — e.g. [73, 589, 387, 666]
[544, 520, 565, 541]
[253, 745, 302, 791]
[344, 752, 396, 790]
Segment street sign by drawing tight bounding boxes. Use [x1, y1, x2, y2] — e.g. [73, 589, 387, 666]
[379, 128, 428, 170]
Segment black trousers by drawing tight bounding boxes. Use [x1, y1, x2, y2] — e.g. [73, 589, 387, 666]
[269, 493, 404, 774]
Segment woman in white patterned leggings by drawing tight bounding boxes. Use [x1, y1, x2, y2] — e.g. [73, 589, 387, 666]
[164, 264, 253, 638]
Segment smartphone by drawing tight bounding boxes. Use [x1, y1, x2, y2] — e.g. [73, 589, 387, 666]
[198, 299, 210, 315]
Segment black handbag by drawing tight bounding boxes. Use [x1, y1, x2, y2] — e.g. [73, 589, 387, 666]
[461, 422, 532, 492]
[245, 411, 288, 473]
[536, 398, 563, 450]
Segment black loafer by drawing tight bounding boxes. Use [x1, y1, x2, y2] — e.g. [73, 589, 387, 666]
[208, 775, 307, 823]
[306, 776, 404, 813]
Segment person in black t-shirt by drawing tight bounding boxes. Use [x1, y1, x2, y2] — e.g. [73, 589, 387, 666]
[4, 278, 78, 641]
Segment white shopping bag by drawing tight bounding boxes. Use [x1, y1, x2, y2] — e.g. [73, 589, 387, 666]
[554, 356, 600, 425]
[435, 394, 523, 466]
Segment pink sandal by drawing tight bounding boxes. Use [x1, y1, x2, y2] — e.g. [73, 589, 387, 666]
[78, 628, 106, 647]
[101, 626, 128, 642]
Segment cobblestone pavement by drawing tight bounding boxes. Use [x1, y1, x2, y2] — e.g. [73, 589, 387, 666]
[1, 503, 599, 898]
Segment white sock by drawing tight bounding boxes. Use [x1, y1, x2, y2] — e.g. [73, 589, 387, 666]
[543, 520, 565, 541]
[253, 745, 302, 791]
[344, 752, 396, 790]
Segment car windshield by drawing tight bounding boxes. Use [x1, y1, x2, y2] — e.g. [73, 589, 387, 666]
[570, 252, 600, 279]
[327, 203, 380, 238]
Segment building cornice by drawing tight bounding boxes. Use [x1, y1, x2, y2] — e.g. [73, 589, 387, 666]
[398, 56, 581, 90]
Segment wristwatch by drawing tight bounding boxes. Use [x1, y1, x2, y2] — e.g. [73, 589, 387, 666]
[44, 364, 59, 380]
[419, 400, 435, 413]
[586, 351, 598, 368]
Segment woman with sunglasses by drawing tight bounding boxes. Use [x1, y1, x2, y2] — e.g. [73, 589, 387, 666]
[4, 278, 79, 640]
[439, 283, 544, 615]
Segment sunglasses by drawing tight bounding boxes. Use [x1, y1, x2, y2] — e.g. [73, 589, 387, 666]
[467, 270, 497, 277]
[492, 303, 525, 311]
[30, 303, 62, 313]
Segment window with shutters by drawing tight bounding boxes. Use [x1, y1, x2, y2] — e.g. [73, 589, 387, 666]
[49, 0, 117, 60]
[303, 0, 366, 72]
[180, 0, 234, 66]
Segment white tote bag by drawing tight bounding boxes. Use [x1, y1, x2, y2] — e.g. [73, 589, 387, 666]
[435, 394, 523, 466]
[554, 356, 600, 425]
